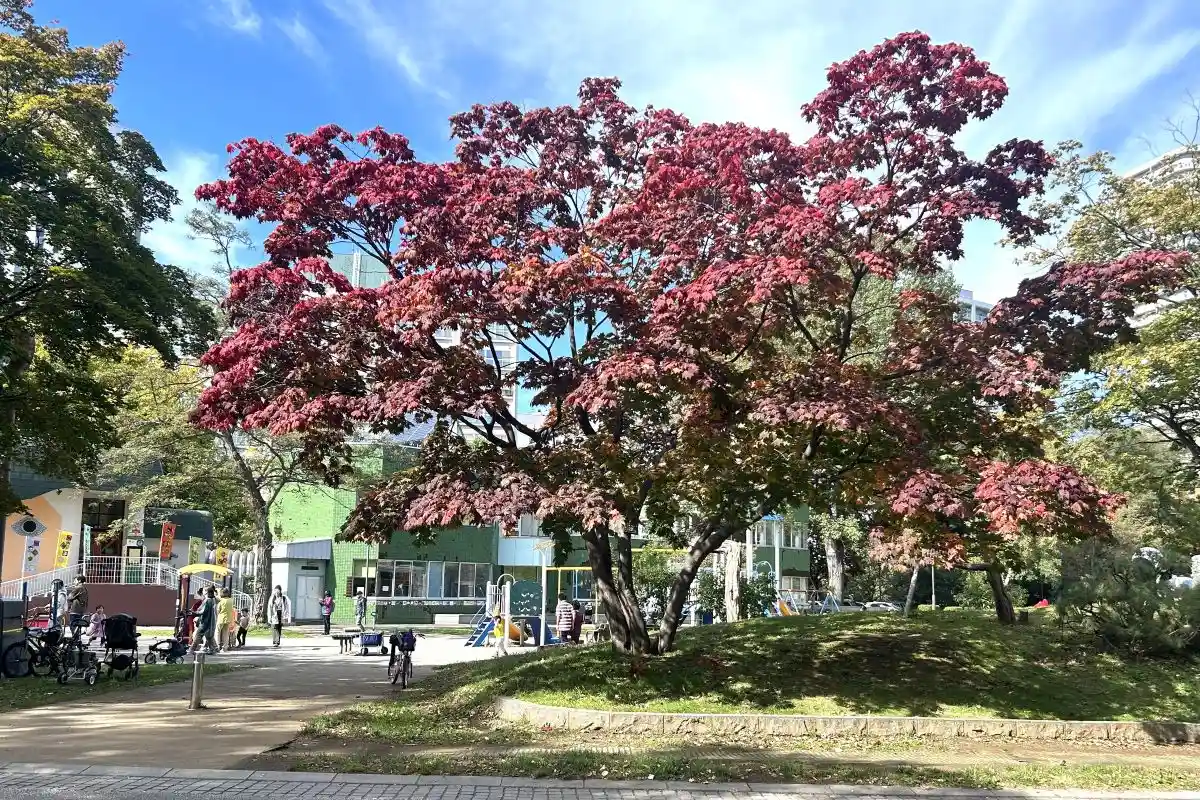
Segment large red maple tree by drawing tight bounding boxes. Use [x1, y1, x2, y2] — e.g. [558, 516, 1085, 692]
[194, 32, 1188, 651]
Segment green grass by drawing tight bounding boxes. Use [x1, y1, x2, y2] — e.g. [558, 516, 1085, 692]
[513, 611, 1200, 721]
[0, 663, 238, 710]
[287, 611, 1200, 790]
[288, 752, 1200, 792]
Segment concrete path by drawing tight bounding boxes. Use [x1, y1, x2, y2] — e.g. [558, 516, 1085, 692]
[0, 634, 502, 769]
[1, 764, 1198, 799]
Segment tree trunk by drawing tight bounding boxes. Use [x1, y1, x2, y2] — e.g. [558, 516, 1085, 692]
[656, 524, 734, 654]
[222, 430, 273, 623]
[580, 527, 653, 654]
[970, 563, 1015, 625]
[825, 536, 846, 601]
[724, 540, 743, 623]
[903, 563, 921, 617]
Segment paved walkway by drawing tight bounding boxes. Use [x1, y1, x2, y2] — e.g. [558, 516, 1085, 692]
[0, 634, 499, 769]
[0, 764, 1197, 799]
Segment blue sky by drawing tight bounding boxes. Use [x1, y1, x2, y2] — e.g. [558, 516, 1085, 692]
[41, 0, 1200, 303]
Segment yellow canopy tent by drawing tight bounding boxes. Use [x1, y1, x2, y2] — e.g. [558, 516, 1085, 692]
[178, 563, 233, 578]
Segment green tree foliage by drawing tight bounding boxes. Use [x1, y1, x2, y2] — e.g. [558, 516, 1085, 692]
[1052, 427, 1200, 552]
[631, 547, 676, 624]
[695, 568, 777, 620]
[91, 347, 253, 547]
[1059, 539, 1200, 658]
[0, 0, 213, 514]
[1034, 137, 1200, 476]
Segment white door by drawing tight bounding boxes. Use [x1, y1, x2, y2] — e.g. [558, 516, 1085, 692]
[295, 575, 323, 621]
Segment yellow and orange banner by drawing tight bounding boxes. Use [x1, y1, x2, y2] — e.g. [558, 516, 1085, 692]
[159, 521, 177, 561]
[53, 530, 73, 569]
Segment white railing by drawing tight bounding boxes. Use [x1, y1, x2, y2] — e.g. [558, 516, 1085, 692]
[1, 556, 253, 611]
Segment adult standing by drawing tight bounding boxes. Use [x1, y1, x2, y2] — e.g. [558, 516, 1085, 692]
[215, 588, 235, 651]
[353, 589, 367, 629]
[48, 578, 67, 629]
[184, 587, 204, 644]
[191, 587, 217, 654]
[267, 585, 291, 648]
[555, 593, 574, 645]
[319, 590, 335, 635]
[66, 575, 89, 639]
[570, 599, 584, 644]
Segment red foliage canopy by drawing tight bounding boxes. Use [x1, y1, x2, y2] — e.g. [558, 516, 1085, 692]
[193, 32, 1188, 647]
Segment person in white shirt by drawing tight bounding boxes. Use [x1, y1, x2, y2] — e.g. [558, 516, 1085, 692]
[266, 585, 292, 648]
[555, 593, 575, 644]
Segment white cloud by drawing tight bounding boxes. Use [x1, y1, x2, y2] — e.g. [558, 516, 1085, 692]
[143, 152, 255, 275]
[321, 0, 443, 97]
[316, 0, 1200, 301]
[210, 0, 261, 36]
[275, 14, 326, 65]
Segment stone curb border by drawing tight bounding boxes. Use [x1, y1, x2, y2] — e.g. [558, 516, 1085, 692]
[2, 763, 1199, 799]
[496, 696, 1200, 743]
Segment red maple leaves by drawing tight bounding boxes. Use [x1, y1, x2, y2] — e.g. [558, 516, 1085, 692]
[192, 31, 1185, 579]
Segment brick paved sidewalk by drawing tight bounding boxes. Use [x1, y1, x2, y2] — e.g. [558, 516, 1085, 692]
[2, 764, 1199, 800]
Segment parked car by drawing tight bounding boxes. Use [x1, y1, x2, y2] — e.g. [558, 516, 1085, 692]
[863, 601, 901, 613]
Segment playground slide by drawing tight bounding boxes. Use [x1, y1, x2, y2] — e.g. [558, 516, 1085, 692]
[777, 600, 793, 616]
[493, 621, 524, 642]
[468, 619, 526, 647]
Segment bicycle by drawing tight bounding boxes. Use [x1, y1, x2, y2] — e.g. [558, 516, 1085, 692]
[387, 629, 419, 688]
[2, 623, 67, 678]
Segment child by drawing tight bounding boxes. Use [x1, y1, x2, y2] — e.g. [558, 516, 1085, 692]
[235, 607, 250, 649]
[85, 605, 106, 646]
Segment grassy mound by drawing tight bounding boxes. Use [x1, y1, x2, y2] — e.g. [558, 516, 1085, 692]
[509, 610, 1200, 720]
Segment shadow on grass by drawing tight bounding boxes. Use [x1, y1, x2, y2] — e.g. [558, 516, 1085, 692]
[463, 611, 1200, 722]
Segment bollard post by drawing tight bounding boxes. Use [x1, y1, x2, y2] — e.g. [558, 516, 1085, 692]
[188, 651, 206, 710]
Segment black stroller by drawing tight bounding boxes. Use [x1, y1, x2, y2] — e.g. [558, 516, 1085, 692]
[101, 613, 141, 680]
[145, 612, 189, 665]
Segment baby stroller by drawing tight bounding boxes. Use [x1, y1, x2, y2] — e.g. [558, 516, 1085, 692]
[145, 613, 189, 665]
[101, 613, 140, 680]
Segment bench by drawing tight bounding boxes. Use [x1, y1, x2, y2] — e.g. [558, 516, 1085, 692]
[332, 632, 357, 654]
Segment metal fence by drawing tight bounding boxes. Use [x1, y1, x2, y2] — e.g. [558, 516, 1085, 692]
[1, 556, 252, 611]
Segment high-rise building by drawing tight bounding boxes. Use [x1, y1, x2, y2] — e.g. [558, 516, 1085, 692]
[956, 289, 993, 323]
[1125, 147, 1198, 329]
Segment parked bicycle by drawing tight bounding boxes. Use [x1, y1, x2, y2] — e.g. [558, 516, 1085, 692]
[1, 623, 67, 678]
[387, 629, 419, 688]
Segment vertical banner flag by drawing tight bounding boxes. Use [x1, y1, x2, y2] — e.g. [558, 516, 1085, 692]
[188, 535, 203, 566]
[53, 530, 74, 569]
[81, 524, 92, 560]
[159, 521, 177, 561]
[22, 537, 42, 576]
[215, 547, 230, 569]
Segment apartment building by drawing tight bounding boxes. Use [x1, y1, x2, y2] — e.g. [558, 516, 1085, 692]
[956, 289, 994, 323]
[1125, 147, 1198, 329]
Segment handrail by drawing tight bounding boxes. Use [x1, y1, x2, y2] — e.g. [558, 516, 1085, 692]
[1, 555, 253, 610]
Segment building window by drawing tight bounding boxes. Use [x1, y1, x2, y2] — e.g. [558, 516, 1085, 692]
[442, 562, 491, 598]
[368, 560, 432, 598]
[84, 498, 127, 555]
[753, 518, 783, 547]
[376, 561, 394, 597]
[781, 575, 809, 593]
[572, 570, 595, 601]
[348, 560, 376, 597]
[394, 560, 428, 598]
